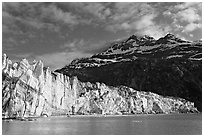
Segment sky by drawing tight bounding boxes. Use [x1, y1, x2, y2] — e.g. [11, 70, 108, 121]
[2, 2, 202, 70]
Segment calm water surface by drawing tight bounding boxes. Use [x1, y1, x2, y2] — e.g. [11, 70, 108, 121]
[2, 113, 202, 135]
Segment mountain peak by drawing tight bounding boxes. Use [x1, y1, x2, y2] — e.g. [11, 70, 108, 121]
[142, 35, 155, 41]
[127, 34, 140, 41]
[156, 33, 189, 44]
[127, 34, 155, 42]
[164, 33, 177, 39]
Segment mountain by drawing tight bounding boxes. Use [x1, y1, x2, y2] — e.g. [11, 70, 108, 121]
[55, 33, 202, 111]
[59, 33, 200, 69]
[2, 54, 199, 118]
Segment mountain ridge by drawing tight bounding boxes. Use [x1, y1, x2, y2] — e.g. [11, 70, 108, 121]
[57, 33, 201, 69]
[55, 33, 202, 111]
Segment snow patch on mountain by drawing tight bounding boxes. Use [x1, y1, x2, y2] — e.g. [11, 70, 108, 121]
[166, 55, 183, 59]
[61, 34, 201, 69]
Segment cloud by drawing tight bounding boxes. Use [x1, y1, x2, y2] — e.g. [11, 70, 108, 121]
[67, 2, 112, 21]
[2, 3, 87, 34]
[106, 13, 158, 32]
[2, 11, 24, 34]
[13, 53, 33, 59]
[163, 11, 172, 16]
[35, 51, 92, 70]
[40, 4, 79, 25]
[172, 22, 184, 31]
[176, 7, 200, 23]
[182, 23, 201, 32]
[111, 3, 155, 22]
[2, 37, 17, 50]
[134, 13, 172, 39]
[106, 9, 171, 40]
[61, 39, 108, 54]
[162, 2, 201, 33]
[104, 3, 157, 31]
[111, 3, 138, 22]
[175, 2, 201, 10]
[82, 3, 111, 20]
[103, 3, 173, 39]
[135, 14, 156, 30]
[62, 39, 86, 52]
[3, 3, 55, 33]
[137, 25, 172, 40]
[189, 34, 194, 37]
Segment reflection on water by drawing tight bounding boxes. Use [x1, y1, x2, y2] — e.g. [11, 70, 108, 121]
[2, 113, 202, 135]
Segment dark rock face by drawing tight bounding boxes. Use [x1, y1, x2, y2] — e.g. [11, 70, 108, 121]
[56, 34, 202, 111]
[2, 54, 199, 118]
[57, 58, 202, 111]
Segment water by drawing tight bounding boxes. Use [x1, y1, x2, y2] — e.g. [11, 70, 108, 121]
[2, 113, 202, 135]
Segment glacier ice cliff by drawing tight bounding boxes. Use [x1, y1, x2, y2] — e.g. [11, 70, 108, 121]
[2, 54, 199, 118]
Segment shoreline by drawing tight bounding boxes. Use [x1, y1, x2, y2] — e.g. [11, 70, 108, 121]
[56, 112, 201, 118]
[2, 112, 201, 121]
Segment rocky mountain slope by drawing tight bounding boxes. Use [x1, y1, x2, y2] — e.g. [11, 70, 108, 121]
[2, 54, 199, 118]
[56, 33, 202, 111]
